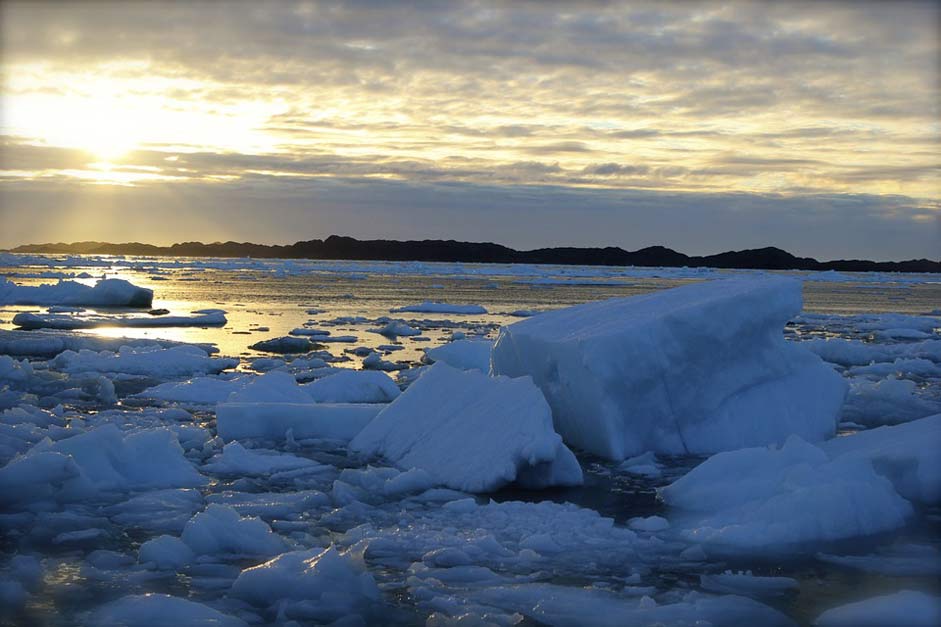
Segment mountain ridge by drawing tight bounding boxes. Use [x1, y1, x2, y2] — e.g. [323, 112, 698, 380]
[6, 235, 940, 273]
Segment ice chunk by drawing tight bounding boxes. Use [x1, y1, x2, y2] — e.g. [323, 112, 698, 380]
[88, 593, 247, 627]
[50, 345, 237, 376]
[841, 377, 940, 426]
[370, 320, 421, 337]
[492, 277, 847, 459]
[700, 571, 798, 598]
[12, 310, 226, 330]
[203, 441, 327, 476]
[0, 277, 153, 307]
[392, 301, 487, 314]
[423, 339, 494, 371]
[350, 362, 583, 492]
[815, 590, 941, 626]
[138, 535, 194, 569]
[301, 370, 400, 403]
[226, 370, 311, 404]
[660, 436, 912, 555]
[821, 414, 941, 503]
[216, 402, 383, 442]
[180, 504, 286, 558]
[249, 336, 316, 353]
[137, 376, 246, 404]
[230, 546, 380, 620]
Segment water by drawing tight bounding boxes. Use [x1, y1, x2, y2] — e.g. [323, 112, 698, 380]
[1, 256, 940, 625]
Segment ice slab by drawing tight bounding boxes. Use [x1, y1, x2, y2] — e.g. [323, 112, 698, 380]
[821, 414, 941, 504]
[301, 370, 400, 403]
[0, 277, 153, 307]
[492, 276, 847, 459]
[392, 301, 487, 314]
[88, 593, 247, 627]
[350, 362, 583, 492]
[660, 436, 912, 556]
[815, 590, 941, 626]
[51, 345, 237, 376]
[216, 402, 383, 442]
[12, 310, 226, 330]
[423, 339, 493, 371]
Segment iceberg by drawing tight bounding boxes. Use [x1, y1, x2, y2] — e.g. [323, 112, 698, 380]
[350, 362, 583, 492]
[491, 276, 847, 459]
[0, 277, 153, 307]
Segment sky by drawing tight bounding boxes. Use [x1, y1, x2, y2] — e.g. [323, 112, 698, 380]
[1, 1, 939, 260]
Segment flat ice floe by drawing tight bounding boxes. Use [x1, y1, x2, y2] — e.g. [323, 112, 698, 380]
[0, 277, 153, 307]
[12, 309, 227, 330]
[350, 362, 583, 492]
[492, 276, 847, 459]
[391, 301, 488, 314]
[51, 344, 237, 376]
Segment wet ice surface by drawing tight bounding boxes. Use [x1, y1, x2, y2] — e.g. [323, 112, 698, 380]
[1, 255, 940, 626]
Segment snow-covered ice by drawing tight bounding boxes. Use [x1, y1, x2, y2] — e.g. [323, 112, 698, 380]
[351, 362, 582, 492]
[492, 276, 847, 459]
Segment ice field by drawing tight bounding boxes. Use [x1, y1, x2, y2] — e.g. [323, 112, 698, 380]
[0, 253, 939, 626]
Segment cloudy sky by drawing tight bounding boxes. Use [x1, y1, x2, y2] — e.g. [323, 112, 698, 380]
[1, 1, 938, 260]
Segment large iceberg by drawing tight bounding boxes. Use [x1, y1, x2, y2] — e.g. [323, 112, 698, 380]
[350, 362, 583, 492]
[491, 276, 847, 459]
[0, 277, 153, 307]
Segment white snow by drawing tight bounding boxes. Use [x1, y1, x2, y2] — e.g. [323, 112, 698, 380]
[492, 276, 847, 459]
[815, 590, 941, 626]
[392, 301, 488, 314]
[423, 339, 493, 371]
[0, 277, 153, 307]
[350, 362, 582, 492]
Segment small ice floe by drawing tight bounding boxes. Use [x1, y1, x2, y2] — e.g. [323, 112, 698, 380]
[350, 362, 583, 492]
[814, 590, 941, 626]
[288, 327, 331, 337]
[362, 351, 400, 371]
[249, 336, 317, 353]
[660, 435, 913, 557]
[423, 339, 493, 372]
[12, 309, 227, 330]
[230, 546, 380, 623]
[0, 277, 153, 307]
[492, 276, 847, 460]
[180, 504, 287, 558]
[699, 570, 798, 598]
[301, 370, 400, 403]
[369, 320, 421, 338]
[203, 441, 328, 476]
[841, 377, 940, 427]
[51, 344, 237, 376]
[88, 593, 247, 627]
[391, 301, 488, 314]
[618, 451, 662, 477]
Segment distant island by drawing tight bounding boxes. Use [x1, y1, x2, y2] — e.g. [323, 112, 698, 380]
[7, 235, 940, 273]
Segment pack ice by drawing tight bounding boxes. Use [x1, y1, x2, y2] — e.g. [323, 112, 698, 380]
[0, 277, 153, 307]
[350, 362, 583, 492]
[491, 276, 847, 459]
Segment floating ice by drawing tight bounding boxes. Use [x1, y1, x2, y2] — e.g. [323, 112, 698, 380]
[137, 376, 247, 404]
[249, 336, 316, 353]
[492, 276, 847, 459]
[180, 504, 287, 558]
[216, 403, 383, 442]
[423, 339, 493, 371]
[138, 535, 194, 569]
[660, 436, 912, 555]
[0, 277, 153, 307]
[12, 309, 226, 330]
[88, 593, 247, 627]
[301, 370, 400, 403]
[392, 301, 488, 314]
[350, 362, 582, 492]
[814, 590, 941, 626]
[699, 571, 798, 598]
[821, 414, 940, 503]
[841, 377, 940, 426]
[371, 320, 421, 338]
[50, 345, 237, 377]
[203, 441, 327, 476]
[230, 546, 380, 621]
